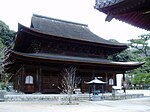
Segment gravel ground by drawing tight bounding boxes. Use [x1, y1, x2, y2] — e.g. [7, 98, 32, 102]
[0, 97, 150, 112]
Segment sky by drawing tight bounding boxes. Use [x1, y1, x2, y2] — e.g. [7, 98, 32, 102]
[0, 0, 149, 43]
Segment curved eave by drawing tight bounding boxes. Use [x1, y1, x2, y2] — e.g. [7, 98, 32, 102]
[11, 51, 144, 71]
[95, 0, 125, 11]
[16, 23, 127, 49]
[95, 0, 150, 31]
[95, 0, 146, 13]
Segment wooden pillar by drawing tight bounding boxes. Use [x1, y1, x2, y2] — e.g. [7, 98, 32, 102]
[15, 68, 21, 92]
[21, 66, 25, 92]
[105, 73, 108, 82]
[122, 72, 126, 93]
[14, 71, 18, 90]
[39, 66, 42, 92]
[36, 67, 39, 92]
[92, 70, 95, 79]
[35, 66, 42, 93]
[105, 73, 108, 93]
[113, 73, 117, 86]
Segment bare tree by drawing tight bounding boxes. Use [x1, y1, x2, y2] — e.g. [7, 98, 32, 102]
[0, 46, 14, 90]
[61, 67, 80, 104]
[0, 55, 13, 89]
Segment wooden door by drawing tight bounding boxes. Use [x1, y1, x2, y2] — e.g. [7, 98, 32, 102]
[25, 84, 35, 93]
[42, 75, 59, 93]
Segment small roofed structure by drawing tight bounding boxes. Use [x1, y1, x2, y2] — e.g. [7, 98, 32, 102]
[85, 77, 107, 84]
[3, 14, 144, 94]
[85, 77, 107, 98]
[95, 0, 150, 31]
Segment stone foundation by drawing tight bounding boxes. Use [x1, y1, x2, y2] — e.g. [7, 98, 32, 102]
[5, 94, 79, 102]
[4, 93, 144, 101]
[103, 93, 144, 100]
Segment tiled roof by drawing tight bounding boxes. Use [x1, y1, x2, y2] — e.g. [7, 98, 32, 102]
[95, 0, 150, 31]
[95, 0, 124, 9]
[30, 14, 126, 46]
[11, 51, 145, 71]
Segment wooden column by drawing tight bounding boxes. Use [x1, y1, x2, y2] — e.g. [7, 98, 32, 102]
[105, 73, 108, 93]
[35, 67, 39, 92]
[15, 67, 22, 92]
[113, 73, 117, 86]
[35, 66, 42, 93]
[21, 66, 25, 92]
[122, 71, 126, 93]
[105, 73, 108, 82]
[14, 71, 18, 90]
[92, 70, 95, 79]
[39, 66, 42, 92]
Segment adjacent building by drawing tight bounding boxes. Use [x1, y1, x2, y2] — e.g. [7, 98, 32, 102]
[95, 0, 150, 30]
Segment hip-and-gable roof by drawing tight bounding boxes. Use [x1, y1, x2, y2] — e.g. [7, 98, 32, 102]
[30, 14, 127, 47]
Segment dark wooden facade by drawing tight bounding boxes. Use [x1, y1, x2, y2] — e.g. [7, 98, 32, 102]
[13, 64, 116, 93]
[4, 14, 144, 94]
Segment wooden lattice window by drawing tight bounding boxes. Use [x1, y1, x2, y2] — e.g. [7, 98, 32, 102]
[109, 78, 114, 85]
[25, 75, 33, 84]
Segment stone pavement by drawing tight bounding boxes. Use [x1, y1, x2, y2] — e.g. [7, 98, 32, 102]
[0, 97, 150, 112]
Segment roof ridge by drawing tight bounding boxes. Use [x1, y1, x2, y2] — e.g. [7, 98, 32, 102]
[33, 14, 88, 27]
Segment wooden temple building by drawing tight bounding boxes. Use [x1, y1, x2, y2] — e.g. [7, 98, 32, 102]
[95, 0, 150, 31]
[3, 14, 144, 94]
